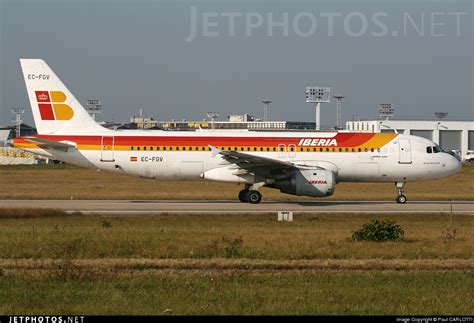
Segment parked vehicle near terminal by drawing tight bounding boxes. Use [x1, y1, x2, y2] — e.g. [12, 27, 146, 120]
[466, 151, 474, 163]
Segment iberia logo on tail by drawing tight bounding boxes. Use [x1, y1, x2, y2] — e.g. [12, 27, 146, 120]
[35, 91, 74, 120]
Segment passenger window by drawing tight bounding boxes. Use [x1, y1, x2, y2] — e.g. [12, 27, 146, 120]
[143, 146, 147, 151]
[150, 147, 154, 151]
[427, 146, 432, 154]
[131, 146, 134, 151]
[163, 147, 167, 151]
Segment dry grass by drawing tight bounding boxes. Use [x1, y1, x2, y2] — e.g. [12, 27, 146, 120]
[0, 208, 68, 218]
[0, 213, 472, 260]
[1, 258, 472, 275]
[0, 210, 472, 315]
[0, 163, 473, 200]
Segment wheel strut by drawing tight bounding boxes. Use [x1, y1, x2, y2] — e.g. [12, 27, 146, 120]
[395, 182, 407, 204]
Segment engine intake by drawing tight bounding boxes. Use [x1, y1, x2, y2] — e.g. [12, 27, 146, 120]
[273, 168, 336, 197]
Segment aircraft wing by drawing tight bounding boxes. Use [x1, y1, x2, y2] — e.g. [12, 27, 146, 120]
[209, 145, 296, 179]
[23, 137, 77, 152]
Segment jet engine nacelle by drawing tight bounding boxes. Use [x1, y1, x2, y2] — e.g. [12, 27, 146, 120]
[273, 168, 336, 197]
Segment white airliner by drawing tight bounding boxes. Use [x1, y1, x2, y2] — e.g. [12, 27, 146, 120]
[14, 59, 461, 204]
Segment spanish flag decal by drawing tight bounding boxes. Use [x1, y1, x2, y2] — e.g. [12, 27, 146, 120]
[130, 156, 138, 162]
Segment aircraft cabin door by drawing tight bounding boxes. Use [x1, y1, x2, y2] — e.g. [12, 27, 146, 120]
[398, 138, 412, 164]
[100, 136, 115, 162]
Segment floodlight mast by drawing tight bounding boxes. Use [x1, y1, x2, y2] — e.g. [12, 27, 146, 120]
[333, 95, 345, 129]
[261, 100, 271, 122]
[306, 87, 330, 130]
[85, 99, 102, 121]
[11, 108, 25, 137]
[206, 112, 220, 129]
[379, 104, 394, 120]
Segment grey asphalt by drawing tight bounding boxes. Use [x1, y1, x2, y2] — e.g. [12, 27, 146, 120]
[1, 200, 473, 215]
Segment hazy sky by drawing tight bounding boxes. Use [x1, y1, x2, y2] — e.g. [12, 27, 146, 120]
[1, 0, 473, 127]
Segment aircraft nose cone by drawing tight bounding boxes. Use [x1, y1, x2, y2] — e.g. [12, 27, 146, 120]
[449, 156, 462, 175]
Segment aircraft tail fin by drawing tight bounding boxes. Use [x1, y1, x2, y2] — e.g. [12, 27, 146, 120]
[19, 59, 106, 135]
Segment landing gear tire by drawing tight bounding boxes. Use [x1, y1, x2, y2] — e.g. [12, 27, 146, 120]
[395, 182, 407, 204]
[238, 190, 249, 203]
[396, 195, 407, 204]
[246, 190, 262, 204]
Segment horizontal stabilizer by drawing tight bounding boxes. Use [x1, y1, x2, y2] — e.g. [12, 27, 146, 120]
[23, 137, 77, 152]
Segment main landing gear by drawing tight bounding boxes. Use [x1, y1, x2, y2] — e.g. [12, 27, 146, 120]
[395, 182, 407, 204]
[238, 185, 263, 204]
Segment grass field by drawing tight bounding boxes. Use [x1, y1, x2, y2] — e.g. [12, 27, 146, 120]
[0, 212, 472, 260]
[0, 163, 473, 200]
[0, 211, 473, 314]
[1, 271, 472, 315]
[1, 164, 472, 314]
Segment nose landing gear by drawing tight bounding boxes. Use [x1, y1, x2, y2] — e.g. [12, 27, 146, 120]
[395, 182, 407, 204]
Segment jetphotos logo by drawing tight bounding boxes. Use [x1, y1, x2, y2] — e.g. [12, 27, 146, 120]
[35, 91, 74, 121]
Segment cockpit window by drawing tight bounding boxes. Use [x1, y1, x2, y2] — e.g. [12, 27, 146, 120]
[426, 146, 432, 154]
[433, 146, 442, 153]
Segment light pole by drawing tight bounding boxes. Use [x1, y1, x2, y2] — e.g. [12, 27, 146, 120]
[11, 108, 25, 137]
[261, 100, 271, 122]
[333, 95, 344, 129]
[306, 87, 330, 130]
[206, 112, 220, 130]
[85, 99, 102, 121]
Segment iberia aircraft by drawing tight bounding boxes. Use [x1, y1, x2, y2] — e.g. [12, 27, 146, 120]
[14, 59, 461, 204]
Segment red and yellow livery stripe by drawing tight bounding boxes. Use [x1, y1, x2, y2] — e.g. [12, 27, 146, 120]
[13, 133, 398, 152]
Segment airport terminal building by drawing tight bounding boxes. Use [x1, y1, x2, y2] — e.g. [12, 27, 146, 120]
[346, 118, 474, 161]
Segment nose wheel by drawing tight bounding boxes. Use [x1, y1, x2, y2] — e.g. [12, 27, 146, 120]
[395, 182, 407, 204]
[238, 189, 262, 204]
